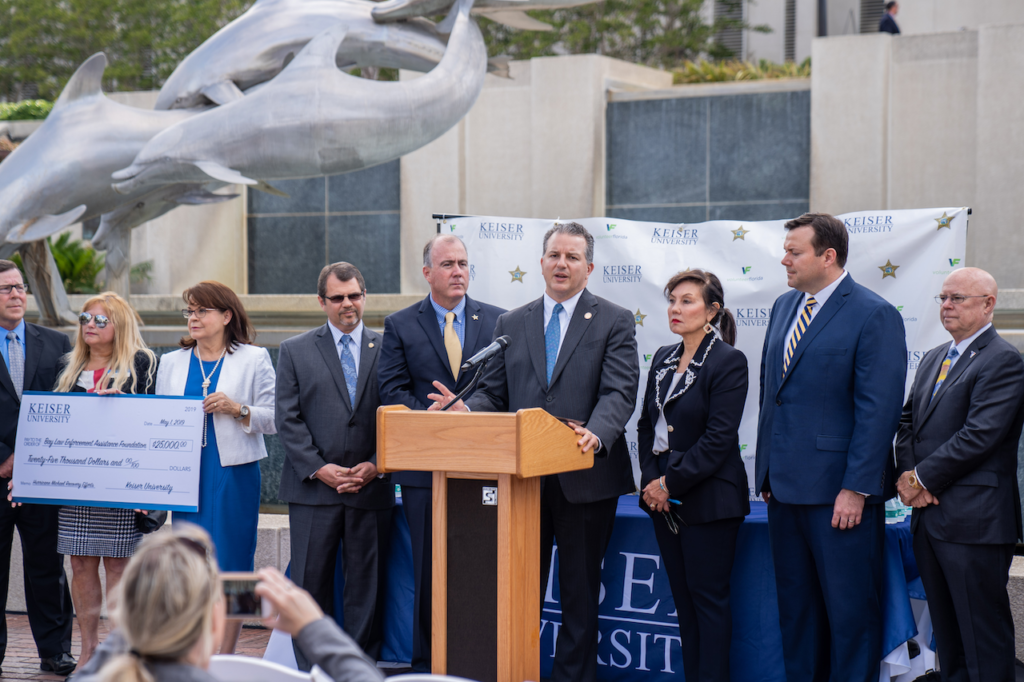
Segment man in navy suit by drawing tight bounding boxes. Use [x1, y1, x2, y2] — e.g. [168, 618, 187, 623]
[879, 1, 900, 34]
[377, 234, 504, 672]
[755, 214, 907, 682]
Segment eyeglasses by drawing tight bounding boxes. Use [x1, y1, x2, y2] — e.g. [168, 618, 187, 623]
[934, 294, 989, 305]
[322, 292, 365, 304]
[78, 312, 109, 329]
[661, 506, 685, 535]
[0, 284, 26, 295]
[182, 308, 222, 319]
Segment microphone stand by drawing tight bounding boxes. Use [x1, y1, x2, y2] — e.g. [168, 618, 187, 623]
[440, 360, 488, 411]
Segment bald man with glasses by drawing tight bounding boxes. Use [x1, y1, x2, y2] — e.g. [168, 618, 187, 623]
[896, 267, 1024, 682]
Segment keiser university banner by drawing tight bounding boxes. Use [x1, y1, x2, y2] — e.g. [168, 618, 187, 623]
[445, 207, 969, 497]
[438, 208, 966, 679]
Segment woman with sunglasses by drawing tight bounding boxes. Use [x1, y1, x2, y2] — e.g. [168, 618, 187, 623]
[636, 269, 750, 682]
[77, 525, 385, 682]
[53, 291, 157, 668]
[155, 281, 276, 655]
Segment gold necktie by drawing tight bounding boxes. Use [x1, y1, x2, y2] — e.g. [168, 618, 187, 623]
[444, 312, 462, 378]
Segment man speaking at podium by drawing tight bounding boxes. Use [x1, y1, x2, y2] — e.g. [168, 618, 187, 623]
[431, 222, 639, 682]
[378, 234, 504, 673]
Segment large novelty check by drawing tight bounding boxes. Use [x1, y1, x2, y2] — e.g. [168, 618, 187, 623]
[13, 392, 204, 511]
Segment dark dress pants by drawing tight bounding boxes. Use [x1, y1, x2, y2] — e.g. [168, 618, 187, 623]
[539, 476, 619, 682]
[649, 512, 742, 682]
[913, 527, 1015, 682]
[0, 498, 72, 661]
[768, 498, 883, 682]
[401, 485, 433, 672]
[288, 502, 391, 670]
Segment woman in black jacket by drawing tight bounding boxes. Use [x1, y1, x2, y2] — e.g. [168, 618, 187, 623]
[637, 269, 750, 682]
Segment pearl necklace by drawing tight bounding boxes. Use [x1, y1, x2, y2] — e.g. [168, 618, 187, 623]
[195, 346, 226, 447]
[653, 336, 716, 413]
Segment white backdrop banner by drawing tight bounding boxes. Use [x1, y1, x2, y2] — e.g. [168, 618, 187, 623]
[445, 208, 969, 499]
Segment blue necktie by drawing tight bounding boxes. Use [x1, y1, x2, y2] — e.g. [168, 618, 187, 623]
[930, 346, 959, 403]
[545, 303, 563, 385]
[340, 335, 357, 405]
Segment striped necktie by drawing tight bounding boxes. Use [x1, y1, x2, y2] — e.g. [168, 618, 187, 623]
[930, 346, 959, 402]
[782, 296, 817, 377]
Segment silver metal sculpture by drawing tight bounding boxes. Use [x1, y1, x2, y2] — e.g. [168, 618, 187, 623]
[0, 54, 201, 320]
[156, 0, 449, 110]
[112, 0, 486, 196]
[3, 0, 600, 316]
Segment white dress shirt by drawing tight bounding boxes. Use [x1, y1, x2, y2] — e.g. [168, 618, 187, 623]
[653, 373, 684, 453]
[328, 320, 364, 367]
[782, 270, 849, 351]
[543, 289, 584, 355]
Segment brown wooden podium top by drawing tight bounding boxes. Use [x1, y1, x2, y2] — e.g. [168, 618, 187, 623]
[376, 405, 594, 478]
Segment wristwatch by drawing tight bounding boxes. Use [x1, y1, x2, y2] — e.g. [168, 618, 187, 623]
[235, 405, 250, 421]
[907, 471, 923, 490]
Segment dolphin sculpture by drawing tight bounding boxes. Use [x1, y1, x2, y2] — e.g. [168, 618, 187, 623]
[155, 0, 505, 111]
[0, 53, 201, 246]
[93, 183, 238, 291]
[113, 0, 486, 195]
[372, 0, 602, 30]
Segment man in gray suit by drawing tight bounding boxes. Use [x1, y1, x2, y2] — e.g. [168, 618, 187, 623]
[276, 262, 395, 669]
[896, 267, 1024, 682]
[432, 222, 639, 682]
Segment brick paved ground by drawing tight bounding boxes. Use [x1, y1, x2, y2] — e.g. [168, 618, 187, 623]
[0, 615, 411, 680]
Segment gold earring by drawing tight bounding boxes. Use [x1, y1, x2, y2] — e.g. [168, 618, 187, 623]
[703, 322, 713, 334]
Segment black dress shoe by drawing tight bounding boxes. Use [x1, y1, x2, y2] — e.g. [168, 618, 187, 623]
[40, 652, 77, 676]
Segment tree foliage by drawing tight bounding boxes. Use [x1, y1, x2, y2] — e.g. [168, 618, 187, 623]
[0, 0, 251, 100]
[479, 0, 770, 69]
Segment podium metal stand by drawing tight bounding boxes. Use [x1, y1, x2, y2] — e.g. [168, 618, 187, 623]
[376, 405, 593, 682]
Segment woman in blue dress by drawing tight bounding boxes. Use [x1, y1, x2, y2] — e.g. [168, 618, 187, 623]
[155, 281, 276, 654]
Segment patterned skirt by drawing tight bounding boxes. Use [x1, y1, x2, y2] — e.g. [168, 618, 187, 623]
[57, 506, 142, 558]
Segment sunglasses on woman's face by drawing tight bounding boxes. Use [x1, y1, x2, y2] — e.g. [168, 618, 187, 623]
[78, 312, 109, 329]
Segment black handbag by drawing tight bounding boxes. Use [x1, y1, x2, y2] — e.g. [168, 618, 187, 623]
[135, 509, 168, 534]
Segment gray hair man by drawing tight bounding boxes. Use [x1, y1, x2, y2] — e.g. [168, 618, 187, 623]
[896, 267, 1024, 682]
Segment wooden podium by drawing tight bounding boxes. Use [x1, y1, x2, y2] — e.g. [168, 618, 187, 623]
[376, 405, 593, 682]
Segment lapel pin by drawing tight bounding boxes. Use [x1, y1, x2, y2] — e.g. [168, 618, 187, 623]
[472, 315, 479, 320]
[969, 350, 976, 358]
[368, 342, 375, 348]
[584, 312, 593, 320]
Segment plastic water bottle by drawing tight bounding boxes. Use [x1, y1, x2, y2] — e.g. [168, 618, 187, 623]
[884, 497, 910, 524]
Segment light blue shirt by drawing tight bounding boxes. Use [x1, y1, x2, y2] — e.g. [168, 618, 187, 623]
[0, 319, 25, 373]
[543, 289, 584, 356]
[328, 320, 363, 368]
[430, 295, 466, 348]
[783, 270, 849, 351]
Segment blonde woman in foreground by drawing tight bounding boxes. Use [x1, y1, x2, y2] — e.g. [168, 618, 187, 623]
[53, 291, 157, 668]
[76, 525, 385, 682]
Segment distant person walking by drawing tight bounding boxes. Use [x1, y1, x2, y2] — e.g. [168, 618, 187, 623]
[879, 1, 900, 34]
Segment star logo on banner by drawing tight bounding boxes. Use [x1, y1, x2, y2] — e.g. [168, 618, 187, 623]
[935, 212, 954, 230]
[878, 259, 900, 279]
[732, 225, 750, 241]
[509, 266, 526, 283]
[634, 309, 647, 326]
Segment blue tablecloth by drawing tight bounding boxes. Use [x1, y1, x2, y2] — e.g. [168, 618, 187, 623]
[329, 496, 919, 681]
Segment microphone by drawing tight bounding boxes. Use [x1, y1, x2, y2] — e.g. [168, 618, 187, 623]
[461, 335, 511, 371]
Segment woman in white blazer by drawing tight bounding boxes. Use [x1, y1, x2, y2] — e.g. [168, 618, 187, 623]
[155, 281, 276, 654]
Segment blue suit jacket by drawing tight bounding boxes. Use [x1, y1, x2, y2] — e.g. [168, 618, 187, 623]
[878, 13, 900, 34]
[378, 294, 505, 487]
[755, 274, 907, 504]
